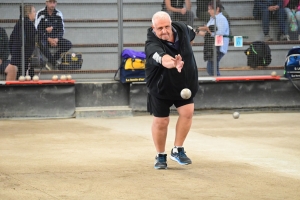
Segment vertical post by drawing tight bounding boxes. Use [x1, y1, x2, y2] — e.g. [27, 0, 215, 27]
[21, 1, 25, 76]
[213, 0, 217, 76]
[117, 0, 123, 73]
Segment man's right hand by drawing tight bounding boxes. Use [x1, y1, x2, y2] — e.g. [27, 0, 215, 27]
[0, 59, 2, 65]
[268, 5, 279, 11]
[47, 38, 58, 47]
[46, 26, 53, 33]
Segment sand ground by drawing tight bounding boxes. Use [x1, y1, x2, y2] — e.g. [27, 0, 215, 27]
[0, 112, 300, 200]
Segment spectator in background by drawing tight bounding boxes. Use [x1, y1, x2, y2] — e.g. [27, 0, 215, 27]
[7, 4, 36, 79]
[0, 27, 17, 81]
[35, 0, 72, 70]
[197, 0, 229, 76]
[253, 0, 289, 41]
[196, 0, 230, 22]
[196, 0, 211, 22]
[162, 0, 194, 26]
[284, 0, 300, 40]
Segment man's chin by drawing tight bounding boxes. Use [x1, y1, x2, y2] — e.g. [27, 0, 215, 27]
[161, 36, 170, 41]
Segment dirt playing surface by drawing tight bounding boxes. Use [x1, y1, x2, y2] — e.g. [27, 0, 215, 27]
[1, 112, 300, 199]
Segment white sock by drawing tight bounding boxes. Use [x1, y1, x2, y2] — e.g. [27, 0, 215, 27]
[157, 152, 165, 156]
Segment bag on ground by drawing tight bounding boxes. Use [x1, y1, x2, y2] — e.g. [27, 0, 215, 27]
[58, 52, 83, 70]
[114, 49, 146, 83]
[284, 46, 300, 79]
[244, 41, 272, 68]
[29, 42, 46, 68]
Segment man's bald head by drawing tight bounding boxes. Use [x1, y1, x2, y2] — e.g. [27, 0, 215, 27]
[152, 11, 172, 27]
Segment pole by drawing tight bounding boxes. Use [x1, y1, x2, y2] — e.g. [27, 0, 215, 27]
[21, 1, 25, 76]
[213, 0, 217, 76]
[117, 0, 123, 79]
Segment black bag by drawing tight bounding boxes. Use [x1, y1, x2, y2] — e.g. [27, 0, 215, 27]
[57, 52, 83, 70]
[29, 43, 46, 68]
[244, 41, 272, 68]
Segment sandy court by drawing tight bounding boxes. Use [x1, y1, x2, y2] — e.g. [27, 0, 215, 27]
[0, 112, 300, 200]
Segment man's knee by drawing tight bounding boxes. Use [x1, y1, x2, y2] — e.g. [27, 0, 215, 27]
[5, 64, 18, 74]
[60, 38, 72, 50]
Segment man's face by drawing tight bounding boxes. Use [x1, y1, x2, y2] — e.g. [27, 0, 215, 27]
[152, 17, 173, 41]
[46, 0, 57, 11]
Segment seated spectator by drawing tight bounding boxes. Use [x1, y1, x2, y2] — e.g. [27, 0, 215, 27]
[284, 0, 300, 40]
[7, 4, 36, 79]
[35, 0, 72, 70]
[0, 27, 17, 81]
[253, 0, 289, 41]
[197, 0, 229, 76]
[162, 0, 194, 26]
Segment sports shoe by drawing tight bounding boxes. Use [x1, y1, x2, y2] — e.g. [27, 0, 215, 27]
[154, 154, 167, 169]
[280, 34, 290, 41]
[170, 147, 192, 165]
[264, 35, 273, 42]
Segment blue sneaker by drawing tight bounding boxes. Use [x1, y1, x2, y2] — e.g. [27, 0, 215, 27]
[154, 154, 167, 169]
[170, 147, 192, 165]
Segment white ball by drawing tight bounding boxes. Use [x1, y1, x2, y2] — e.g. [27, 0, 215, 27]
[25, 75, 31, 81]
[233, 112, 240, 119]
[180, 88, 192, 99]
[52, 75, 58, 81]
[60, 75, 66, 81]
[271, 71, 277, 77]
[66, 74, 72, 80]
[33, 75, 39, 81]
[18, 76, 25, 81]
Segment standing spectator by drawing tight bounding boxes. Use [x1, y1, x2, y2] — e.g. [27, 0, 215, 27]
[162, 0, 194, 26]
[196, 0, 233, 40]
[35, 0, 72, 69]
[196, 0, 230, 22]
[8, 4, 36, 79]
[145, 11, 199, 169]
[253, 0, 290, 41]
[284, 0, 300, 40]
[197, 0, 229, 76]
[0, 27, 17, 81]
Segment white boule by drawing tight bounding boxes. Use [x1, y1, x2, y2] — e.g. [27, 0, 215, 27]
[52, 75, 58, 81]
[18, 76, 25, 81]
[32, 75, 39, 81]
[66, 74, 72, 80]
[233, 112, 240, 119]
[271, 71, 277, 77]
[25, 75, 31, 81]
[60, 75, 66, 81]
[180, 88, 192, 99]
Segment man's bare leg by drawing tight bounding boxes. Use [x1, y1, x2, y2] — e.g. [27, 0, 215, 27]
[170, 103, 194, 165]
[152, 116, 169, 153]
[174, 103, 194, 146]
[5, 64, 18, 81]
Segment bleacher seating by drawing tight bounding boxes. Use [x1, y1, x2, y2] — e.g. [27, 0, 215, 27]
[0, 0, 297, 79]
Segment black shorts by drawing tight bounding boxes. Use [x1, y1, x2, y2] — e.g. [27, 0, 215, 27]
[147, 94, 194, 117]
